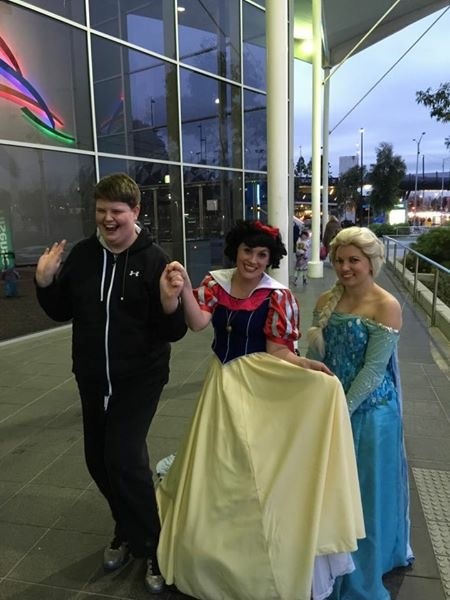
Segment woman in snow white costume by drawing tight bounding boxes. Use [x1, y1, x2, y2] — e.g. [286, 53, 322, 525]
[158, 220, 365, 600]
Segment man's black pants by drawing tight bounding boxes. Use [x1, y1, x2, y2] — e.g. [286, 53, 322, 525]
[77, 376, 165, 558]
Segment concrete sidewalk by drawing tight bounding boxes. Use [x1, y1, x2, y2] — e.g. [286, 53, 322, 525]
[0, 264, 449, 599]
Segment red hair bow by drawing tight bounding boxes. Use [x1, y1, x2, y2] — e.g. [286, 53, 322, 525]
[252, 220, 280, 240]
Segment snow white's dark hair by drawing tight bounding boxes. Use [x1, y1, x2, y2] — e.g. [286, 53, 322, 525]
[224, 220, 287, 269]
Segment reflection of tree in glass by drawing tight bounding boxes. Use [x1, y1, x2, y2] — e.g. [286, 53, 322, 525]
[244, 91, 266, 171]
[73, 164, 96, 238]
[132, 119, 169, 161]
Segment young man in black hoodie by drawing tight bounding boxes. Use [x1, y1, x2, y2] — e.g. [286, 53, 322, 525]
[35, 173, 187, 594]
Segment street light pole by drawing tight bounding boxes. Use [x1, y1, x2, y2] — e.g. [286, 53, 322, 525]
[413, 132, 426, 218]
[359, 128, 364, 224]
[441, 157, 450, 208]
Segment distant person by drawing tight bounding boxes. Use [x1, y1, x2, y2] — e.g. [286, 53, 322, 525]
[1, 263, 20, 298]
[307, 226, 413, 600]
[294, 229, 311, 286]
[321, 215, 341, 258]
[341, 219, 354, 229]
[293, 214, 303, 252]
[35, 172, 187, 594]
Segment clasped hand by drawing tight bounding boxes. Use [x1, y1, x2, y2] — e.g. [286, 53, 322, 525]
[160, 261, 190, 314]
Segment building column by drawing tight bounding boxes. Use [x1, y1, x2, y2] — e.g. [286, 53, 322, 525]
[266, 0, 289, 285]
[322, 67, 331, 235]
[308, 0, 324, 278]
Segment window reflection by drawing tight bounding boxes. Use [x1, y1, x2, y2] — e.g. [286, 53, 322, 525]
[243, 2, 266, 90]
[183, 166, 242, 284]
[27, 0, 85, 23]
[178, 0, 240, 81]
[245, 172, 267, 221]
[98, 158, 183, 262]
[92, 36, 179, 161]
[0, 5, 92, 150]
[244, 90, 266, 171]
[89, 0, 176, 59]
[181, 69, 241, 168]
[0, 145, 95, 264]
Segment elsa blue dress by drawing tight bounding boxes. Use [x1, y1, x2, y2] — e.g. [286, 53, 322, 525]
[308, 313, 413, 600]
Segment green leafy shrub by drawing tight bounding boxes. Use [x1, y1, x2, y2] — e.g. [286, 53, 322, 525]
[410, 227, 450, 270]
[407, 227, 450, 305]
[369, 223, 397, 237]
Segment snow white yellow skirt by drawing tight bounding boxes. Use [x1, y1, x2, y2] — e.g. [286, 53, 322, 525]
[157, 353, 365, 600]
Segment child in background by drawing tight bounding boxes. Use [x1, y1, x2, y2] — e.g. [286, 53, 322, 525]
[294, 230, 310, 286]
[1, 264, 20, 297]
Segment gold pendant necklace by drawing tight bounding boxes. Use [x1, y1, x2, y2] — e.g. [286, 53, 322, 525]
[225, 309, 236, 333]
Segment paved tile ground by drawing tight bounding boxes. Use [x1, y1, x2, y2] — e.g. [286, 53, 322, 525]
[0, 261, 449, 599]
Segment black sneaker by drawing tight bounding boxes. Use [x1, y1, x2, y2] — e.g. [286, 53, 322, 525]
[145, 556, 165, 594]
[103, 537, 130, 571]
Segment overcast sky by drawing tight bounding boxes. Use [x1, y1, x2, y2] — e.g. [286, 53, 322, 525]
[294, 6, 450, 178]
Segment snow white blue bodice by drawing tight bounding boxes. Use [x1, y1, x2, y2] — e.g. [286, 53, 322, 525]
[211, 298, 270, 364]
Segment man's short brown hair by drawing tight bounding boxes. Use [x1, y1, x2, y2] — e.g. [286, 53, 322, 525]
[94, 173, 141, 208]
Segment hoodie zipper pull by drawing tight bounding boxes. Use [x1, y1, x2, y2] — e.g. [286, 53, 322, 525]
[120, 249, 130, 301]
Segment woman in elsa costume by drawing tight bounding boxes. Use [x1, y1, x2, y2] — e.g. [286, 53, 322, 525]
[157, 220, 365, 600]
[307, 226, 414, 600]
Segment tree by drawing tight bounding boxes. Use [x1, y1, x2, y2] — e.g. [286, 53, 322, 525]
[416, 82, 450, 148]
[294, 155, 312, 179]
[336, 164, 362, 217]
[294, 155, 308, 178]
[368, 143, 406, 216]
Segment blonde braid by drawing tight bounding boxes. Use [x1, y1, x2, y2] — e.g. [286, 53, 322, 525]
[307, 282, 344, 358]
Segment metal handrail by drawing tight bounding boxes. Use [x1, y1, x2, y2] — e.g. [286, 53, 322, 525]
[382, 235, 450, 326]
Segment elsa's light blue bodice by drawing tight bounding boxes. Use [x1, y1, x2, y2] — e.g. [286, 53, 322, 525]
[322, 313, 398, 413]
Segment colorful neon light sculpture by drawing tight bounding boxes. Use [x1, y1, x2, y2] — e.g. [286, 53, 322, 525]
[0, 35, 75, 143]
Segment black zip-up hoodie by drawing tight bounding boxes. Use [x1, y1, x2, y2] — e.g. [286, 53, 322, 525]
[36, 230, 187, 392]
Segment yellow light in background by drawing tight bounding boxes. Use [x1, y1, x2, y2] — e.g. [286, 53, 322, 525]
[293, 23, 312, 40]
[293, 20, 313, 61]
[293, 37, 314, 61]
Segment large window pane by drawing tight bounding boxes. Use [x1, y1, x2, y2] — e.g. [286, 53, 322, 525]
[0, 5, 93, 149]
[89, 0, 176, 60]
[26, 0, 85, 23]
[243, 2, 266, 90]
[92, 36, 179, 161]
[178, 0, 240, 82]
[244, 90, 266, 171]
[183, 166, 243, 285]
[181, 69, 241, 168]
[98, 157, 183, 262]
[0, 145, 95, 265]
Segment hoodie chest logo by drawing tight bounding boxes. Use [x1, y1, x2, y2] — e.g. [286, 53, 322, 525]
[129, 270, 140, 277]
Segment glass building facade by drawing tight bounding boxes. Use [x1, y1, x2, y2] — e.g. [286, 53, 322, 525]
[0, 0, 267, 286]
